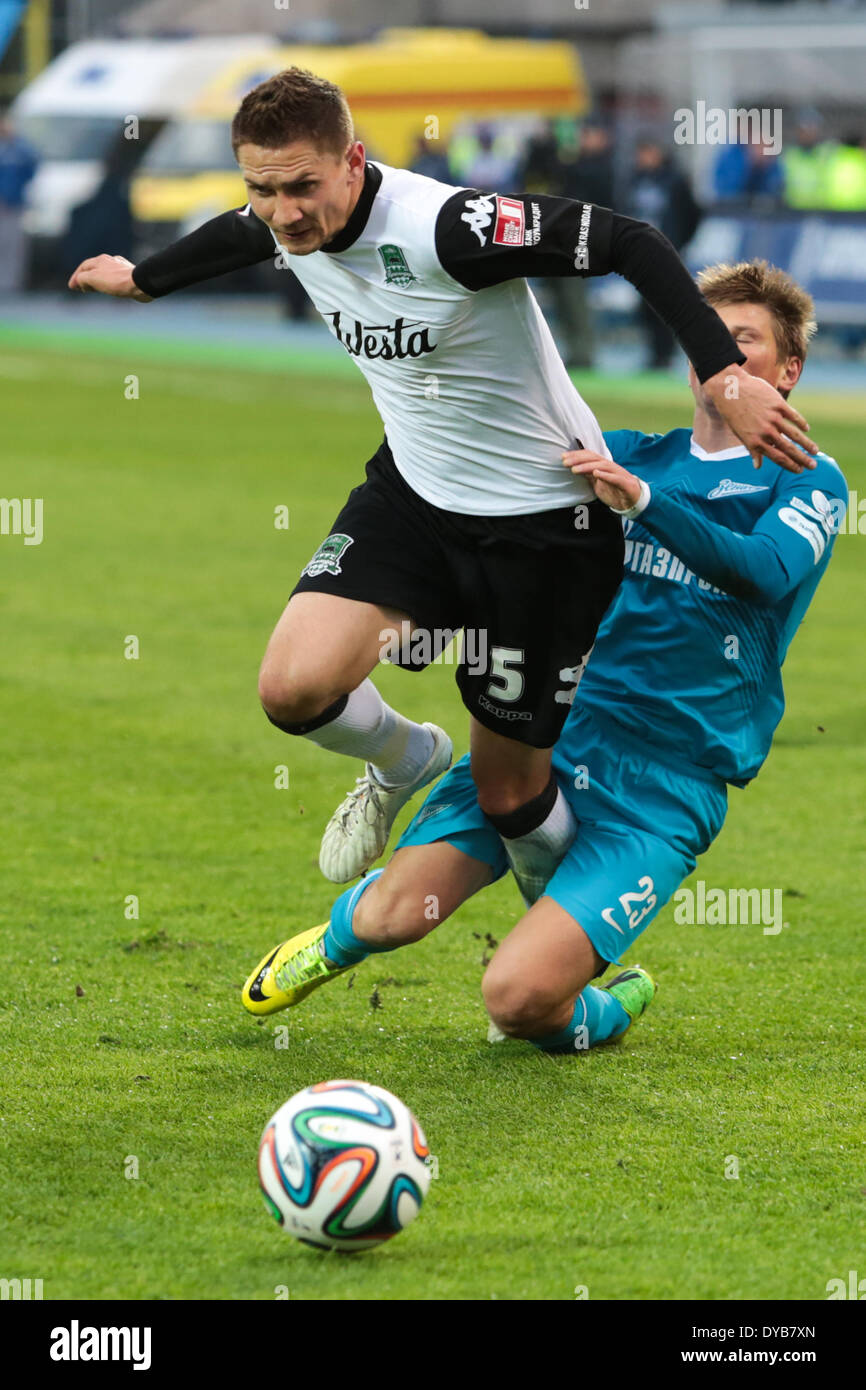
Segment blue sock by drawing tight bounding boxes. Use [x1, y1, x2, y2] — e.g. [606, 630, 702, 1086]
[529, 986, 630, 1054]
[321, 870, 392, 967]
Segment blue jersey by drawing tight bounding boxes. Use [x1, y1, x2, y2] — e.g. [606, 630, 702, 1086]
[571, 428, 847, 786]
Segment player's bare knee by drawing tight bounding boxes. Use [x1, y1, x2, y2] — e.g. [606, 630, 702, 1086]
[482, 971, 559, 1036]
[257, 663, 340, 726]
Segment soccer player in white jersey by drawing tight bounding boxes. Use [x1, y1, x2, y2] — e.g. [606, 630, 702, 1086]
[69, 70, 818, 905]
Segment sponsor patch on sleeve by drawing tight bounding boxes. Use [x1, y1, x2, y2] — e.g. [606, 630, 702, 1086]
[492, 196, 526, 247]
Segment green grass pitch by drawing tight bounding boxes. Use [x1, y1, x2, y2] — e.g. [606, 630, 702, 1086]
[1, 327, 865, 1301]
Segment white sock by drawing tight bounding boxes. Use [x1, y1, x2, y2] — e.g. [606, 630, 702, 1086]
[499, 786, 577, 908]
[303, 679, 434, 785]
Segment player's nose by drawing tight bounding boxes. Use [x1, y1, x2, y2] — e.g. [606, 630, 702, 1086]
[273, 195, 303, 225]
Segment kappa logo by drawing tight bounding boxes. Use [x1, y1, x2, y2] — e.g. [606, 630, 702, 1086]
[461, 193, 495, 245]
[707, 478, 769, 500]
[477, 693, 532, 722]
[378, 244, 418, 287]
[301, 533, 354, 579]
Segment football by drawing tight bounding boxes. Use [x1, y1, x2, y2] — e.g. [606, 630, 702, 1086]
[258, 1079, 432, 1250]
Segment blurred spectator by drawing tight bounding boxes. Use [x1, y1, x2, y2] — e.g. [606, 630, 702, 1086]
[409, 133, 452, 184]
[462, 123, 519, 191]
[713, 135, 784, 205]
[823, 132, 866, 210]
[64, 136, 135, 283]
[782, 109, 832, 209]
[0, 111, 39, 294]
[546, 120, 616, 369]
[628, 139, 702, 370]
[520, 118, 562, 193]
[557, 119, 615, 208]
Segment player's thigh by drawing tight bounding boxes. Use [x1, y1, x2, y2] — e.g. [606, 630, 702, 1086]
[468, 718, 554, 814]
[259, 592, 413, 709]
[482, 896, 605, 1020]
[355, 842, 495, 946]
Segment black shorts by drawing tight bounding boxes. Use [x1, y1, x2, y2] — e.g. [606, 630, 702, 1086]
[291, 440, 624, 748]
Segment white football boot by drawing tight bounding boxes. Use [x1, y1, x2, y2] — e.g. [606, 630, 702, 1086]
[318, 722, 452, 883]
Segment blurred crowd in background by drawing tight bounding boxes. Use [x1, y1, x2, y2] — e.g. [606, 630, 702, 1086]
[404, 109, 866, 368]
[4, 99, 866, 366]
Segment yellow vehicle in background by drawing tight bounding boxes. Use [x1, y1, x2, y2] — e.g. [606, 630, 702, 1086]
[131, 28, 587, 258]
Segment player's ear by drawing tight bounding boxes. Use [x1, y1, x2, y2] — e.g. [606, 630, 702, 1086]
[778, 355, 802, 396]
[346, 140, 365, 177]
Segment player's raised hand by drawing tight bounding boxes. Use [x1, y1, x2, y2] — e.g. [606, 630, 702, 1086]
[68, 254, 153, 302]
[703, 364, 817, 473]
[562, 449, 642, 511]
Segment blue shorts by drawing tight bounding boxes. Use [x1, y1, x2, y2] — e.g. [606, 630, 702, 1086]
[396, 706, 728, 966]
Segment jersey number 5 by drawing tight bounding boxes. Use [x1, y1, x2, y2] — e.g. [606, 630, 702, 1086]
[486, 646, 525, 703]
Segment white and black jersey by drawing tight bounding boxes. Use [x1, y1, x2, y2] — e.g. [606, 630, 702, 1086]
[133, 161, 743, 518]
[131, 164, 744, 744]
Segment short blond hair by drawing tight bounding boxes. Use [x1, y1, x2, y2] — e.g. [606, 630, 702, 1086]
[697, 259, 817, 364]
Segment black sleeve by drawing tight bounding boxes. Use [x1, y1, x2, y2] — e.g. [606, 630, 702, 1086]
[131, 205, 276, 299]
[434, 189, 745, 384]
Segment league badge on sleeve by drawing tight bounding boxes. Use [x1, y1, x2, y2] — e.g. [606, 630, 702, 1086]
[492, 197, 526, 247]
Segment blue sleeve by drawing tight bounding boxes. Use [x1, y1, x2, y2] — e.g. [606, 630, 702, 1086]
[638, 461, 847, 604]
[602, 429, 654, 468]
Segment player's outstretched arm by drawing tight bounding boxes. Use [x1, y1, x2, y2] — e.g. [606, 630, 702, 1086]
[68, 206, 275, 302]
[434, 191, 818, 473]
[564, 447, 846, 604]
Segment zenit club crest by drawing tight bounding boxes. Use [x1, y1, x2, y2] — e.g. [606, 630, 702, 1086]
[302, 533, 354, 578]
[378, 244, 418, 287]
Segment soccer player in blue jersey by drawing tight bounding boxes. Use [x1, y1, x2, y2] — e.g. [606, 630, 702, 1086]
[241, 260, 847, 1054]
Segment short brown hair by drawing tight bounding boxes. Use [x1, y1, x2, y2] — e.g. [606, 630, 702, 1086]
[697, 259, 817, 364]
[231, 67, 354, 157]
